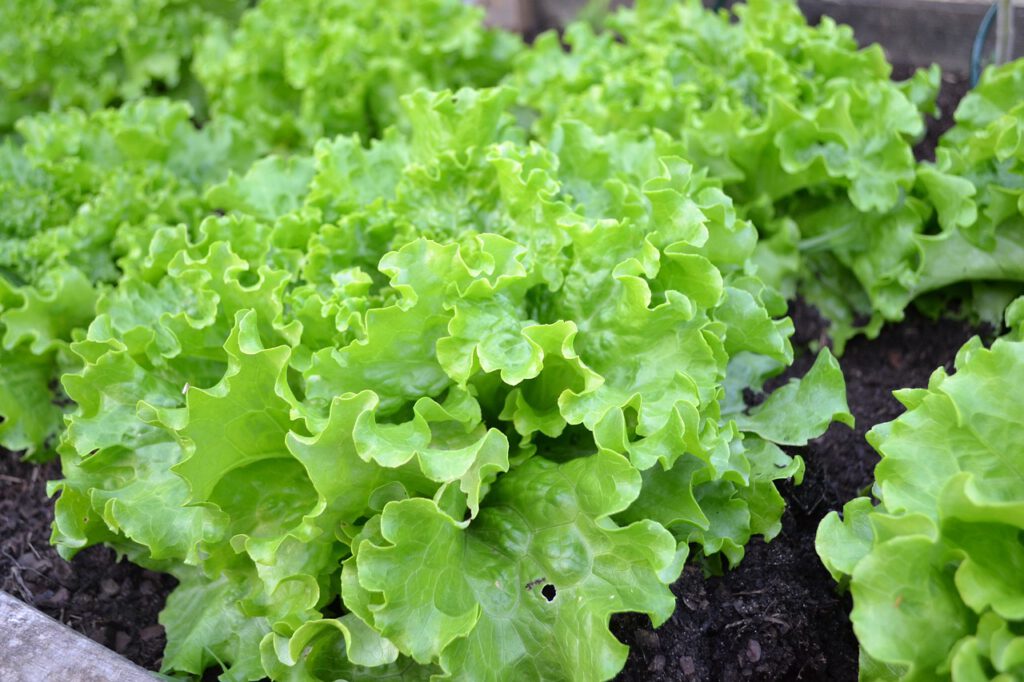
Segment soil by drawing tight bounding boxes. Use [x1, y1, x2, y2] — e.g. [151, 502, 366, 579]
[611, 303, 986, 682]
[891, 63, 971, 163]
[0, 451, 177, 670]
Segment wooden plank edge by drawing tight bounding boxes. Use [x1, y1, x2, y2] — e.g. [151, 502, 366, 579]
[466, 0, 536, 33]
[0, 591, 155, 682]
[503, 0, 1023, 73]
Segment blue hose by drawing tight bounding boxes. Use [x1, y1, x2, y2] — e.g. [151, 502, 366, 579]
[971, 2, 1000, 86]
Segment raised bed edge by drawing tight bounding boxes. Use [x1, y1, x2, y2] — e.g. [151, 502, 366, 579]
[0, 590, 154, 682]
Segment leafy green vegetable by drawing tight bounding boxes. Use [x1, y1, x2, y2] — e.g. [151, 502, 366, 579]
[0, 100, 260, 457]
[817, 300, 1024, 680]
[909, 62, 1024, 315]
[785, 58, 1024, 347]
[511, 2, 1022, 350]
[0, 1, 902, 677]
[512, 0, 939, 349]
[194, 0, 522, 148]
[734, 349, 854, 445]
[0, 0, 248, 131]
[356, 454, 678, 679]
[48, 86, 850, 680]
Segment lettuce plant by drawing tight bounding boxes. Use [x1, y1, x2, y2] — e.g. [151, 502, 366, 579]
[194, 0, 522, 149]
[906, 61, 1024, 320]
[3, 2, 1015, 679]
[0, 99, 260, 457]
[817, 298, 1024, 680]
[50, 87, 851, 680]
[803, 59, 1024, 345]
[0, 0, 520, 459]
[511, 0, 939, 349]
[0, 0, 248, 131]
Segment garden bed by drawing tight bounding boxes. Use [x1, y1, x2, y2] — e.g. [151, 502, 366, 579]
[0, 2, 1008, 680]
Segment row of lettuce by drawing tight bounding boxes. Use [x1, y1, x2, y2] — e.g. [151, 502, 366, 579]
[818, 303, 1024, 680]
[0, 0, 1022, 680]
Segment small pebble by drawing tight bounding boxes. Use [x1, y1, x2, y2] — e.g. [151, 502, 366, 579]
[746, 638, 762, 663]
[87, 625, 114, 647]
[114, 631, 132, 653]
[100, 578, 120, 597]
[681, 595, 701, 611]
[39, 586, 69, 607]
[733, 598, 756, 615]
[636, 630, 660, 649]
[18, 552, 45, 571]
[648, 654, 666, 673]
[680, 655, 696, 676]
[140, 624, 165, 642]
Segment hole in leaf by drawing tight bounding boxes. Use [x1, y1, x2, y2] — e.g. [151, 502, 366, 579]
[541, 584, 556, 602]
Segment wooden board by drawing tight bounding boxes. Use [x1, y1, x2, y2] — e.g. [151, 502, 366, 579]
[0, 591, 153, 682]
[467, 0, 536, 33]
[797, 0, 1023, 72]
[502, 0, 1024, 73]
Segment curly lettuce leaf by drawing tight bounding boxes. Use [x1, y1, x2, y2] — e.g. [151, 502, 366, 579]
[354, 452, 679, 680]
[735, 349, 853, 446]
[817, 330, 1024, 679]
[194, 0, 521, 147]
[0, 0, 248, 130]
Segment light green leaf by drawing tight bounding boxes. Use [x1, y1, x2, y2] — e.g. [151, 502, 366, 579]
[355, 452, 678, 680]
[172, 310, 300, 503]
[160, 570, 270, 681]
[736, 349, 853, 445]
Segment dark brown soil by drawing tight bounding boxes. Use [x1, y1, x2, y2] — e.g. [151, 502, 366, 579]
[892, 63, 971, 163]
[0, 451, 177, 670]
[611, 302, 986, 682]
